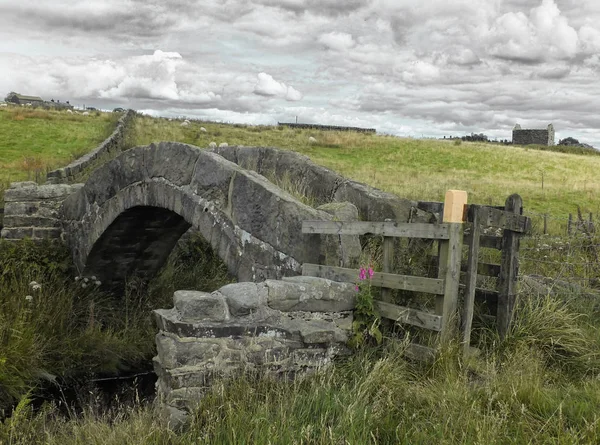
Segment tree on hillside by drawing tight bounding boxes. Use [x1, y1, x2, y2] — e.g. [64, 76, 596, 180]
[4, 92, 17, 102]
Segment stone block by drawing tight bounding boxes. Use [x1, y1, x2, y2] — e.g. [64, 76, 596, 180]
[4, 183, 80, 202]
[316, 202, 361, 268]
[32, 228, 62, 239]
[334, 180, 415, 222]
[174, 290, 229, 322]
[156, 334, 224, 369]
[3, 216, 61, 228]
[144, 142, 201, 186]
[217, 282, 263, 316]
[0, 227, 33, 239]
[267, 278, 357, 312]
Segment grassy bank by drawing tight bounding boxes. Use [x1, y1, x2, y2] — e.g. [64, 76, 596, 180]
[131, 116, 600, 223]
[3, 290, 600, 444]
[0, 106, 117, 204]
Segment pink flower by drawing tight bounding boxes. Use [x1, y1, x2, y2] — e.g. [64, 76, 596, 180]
[355, 285, 360, 292]
[359, 267, 367, 281]
[368, 267, 374, 278]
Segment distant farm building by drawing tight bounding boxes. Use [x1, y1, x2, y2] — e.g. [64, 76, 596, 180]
[512, 123, 555, 146]
[5, 92, 44, 106]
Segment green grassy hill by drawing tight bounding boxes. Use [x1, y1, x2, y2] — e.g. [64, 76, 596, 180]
[131, 116, 600, 221]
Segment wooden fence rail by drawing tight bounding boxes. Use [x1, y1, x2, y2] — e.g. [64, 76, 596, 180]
[302, 191, 531, 359]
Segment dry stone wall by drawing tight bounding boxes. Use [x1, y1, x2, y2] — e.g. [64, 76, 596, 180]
[0, 181, 82, 241]
[46, 110, 135, 184]
[153, 275, 355, 427]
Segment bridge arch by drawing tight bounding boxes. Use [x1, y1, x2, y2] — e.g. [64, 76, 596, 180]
[61, 142, 333, 291]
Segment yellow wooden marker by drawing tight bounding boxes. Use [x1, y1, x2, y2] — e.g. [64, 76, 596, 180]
[443, 190, 468, 223]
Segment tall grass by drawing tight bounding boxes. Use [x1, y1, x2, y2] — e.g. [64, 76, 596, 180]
[3, 297, 600, 445]
[0, 232, 232, 416]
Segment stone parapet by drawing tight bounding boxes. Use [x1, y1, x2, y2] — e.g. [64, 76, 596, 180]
[209, 145, 435, 224]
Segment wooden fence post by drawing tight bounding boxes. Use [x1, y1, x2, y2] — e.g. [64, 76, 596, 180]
[568, 213, 573, 235]
[437, 190, 467, 342]
[381, 237, 394, 303]
[462, 206, 480, 354]
[496, 194, 522, 340]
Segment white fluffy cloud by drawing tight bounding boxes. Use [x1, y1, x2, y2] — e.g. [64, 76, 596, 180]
[253, 73, 302, 101]
[488, 0, 579, 61]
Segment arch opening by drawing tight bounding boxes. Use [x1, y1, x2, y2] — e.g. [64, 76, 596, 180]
[84, 206, 191, 292]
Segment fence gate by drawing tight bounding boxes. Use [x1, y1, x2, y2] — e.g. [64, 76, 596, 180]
[302, 191, 531, 358]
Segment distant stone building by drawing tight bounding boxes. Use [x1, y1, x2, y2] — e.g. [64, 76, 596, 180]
[5, 92, 44, 106]
[512, 123, 555, 146]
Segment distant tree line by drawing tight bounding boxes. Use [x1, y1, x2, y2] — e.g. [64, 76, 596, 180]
[442, 133, 512, 144]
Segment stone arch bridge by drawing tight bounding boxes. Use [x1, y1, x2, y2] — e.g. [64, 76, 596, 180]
[1, 142, 436, 425]
[2, 142, 433, 291]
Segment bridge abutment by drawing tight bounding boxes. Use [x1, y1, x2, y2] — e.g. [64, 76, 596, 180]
[0, 181, 82, 241]
[153, 276, 356, 428]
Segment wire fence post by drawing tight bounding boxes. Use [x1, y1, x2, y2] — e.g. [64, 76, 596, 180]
[543, 214, 548, 235]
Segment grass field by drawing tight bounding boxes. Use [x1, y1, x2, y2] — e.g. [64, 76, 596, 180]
[2, 113, 600, 443]
[131, 116, 600, 221]
[0, 106, 118, 203]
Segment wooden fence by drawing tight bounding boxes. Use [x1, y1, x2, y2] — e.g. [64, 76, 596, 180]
[302, 191, 531, 358]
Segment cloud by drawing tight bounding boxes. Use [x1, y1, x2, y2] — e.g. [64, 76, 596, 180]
[488, 0, 579, 62]
[253, 73, 302, 101]
[3, 0, 600, 147]
[318, 32, 355, 51]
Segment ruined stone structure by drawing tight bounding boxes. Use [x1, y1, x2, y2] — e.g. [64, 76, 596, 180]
[155, 277, 355, 425]
[512, 123, 555, 146]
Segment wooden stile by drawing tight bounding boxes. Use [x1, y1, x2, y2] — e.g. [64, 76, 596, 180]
[301, 190, 528, 360]
[496, 194, 522, 339]
[437, 190, 467, 343]
[461, 208, 480, 353]
[374, 300, 442, 331]
[381, 236, 394, 303]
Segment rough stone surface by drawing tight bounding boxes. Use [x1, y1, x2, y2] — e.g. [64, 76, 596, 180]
[174, 290, 229, 322]
[57, 143, 351, 291]
[218, 282, 263, 316]
[209, 145, 425, 223]
[317, 202, 361, 267]
[0, 182, 83, 241]
[267, 278, 357, 312]
[154, 277, 354, 424]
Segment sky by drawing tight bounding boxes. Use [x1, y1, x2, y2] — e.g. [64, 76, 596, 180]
[1, 0, 600, 146]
